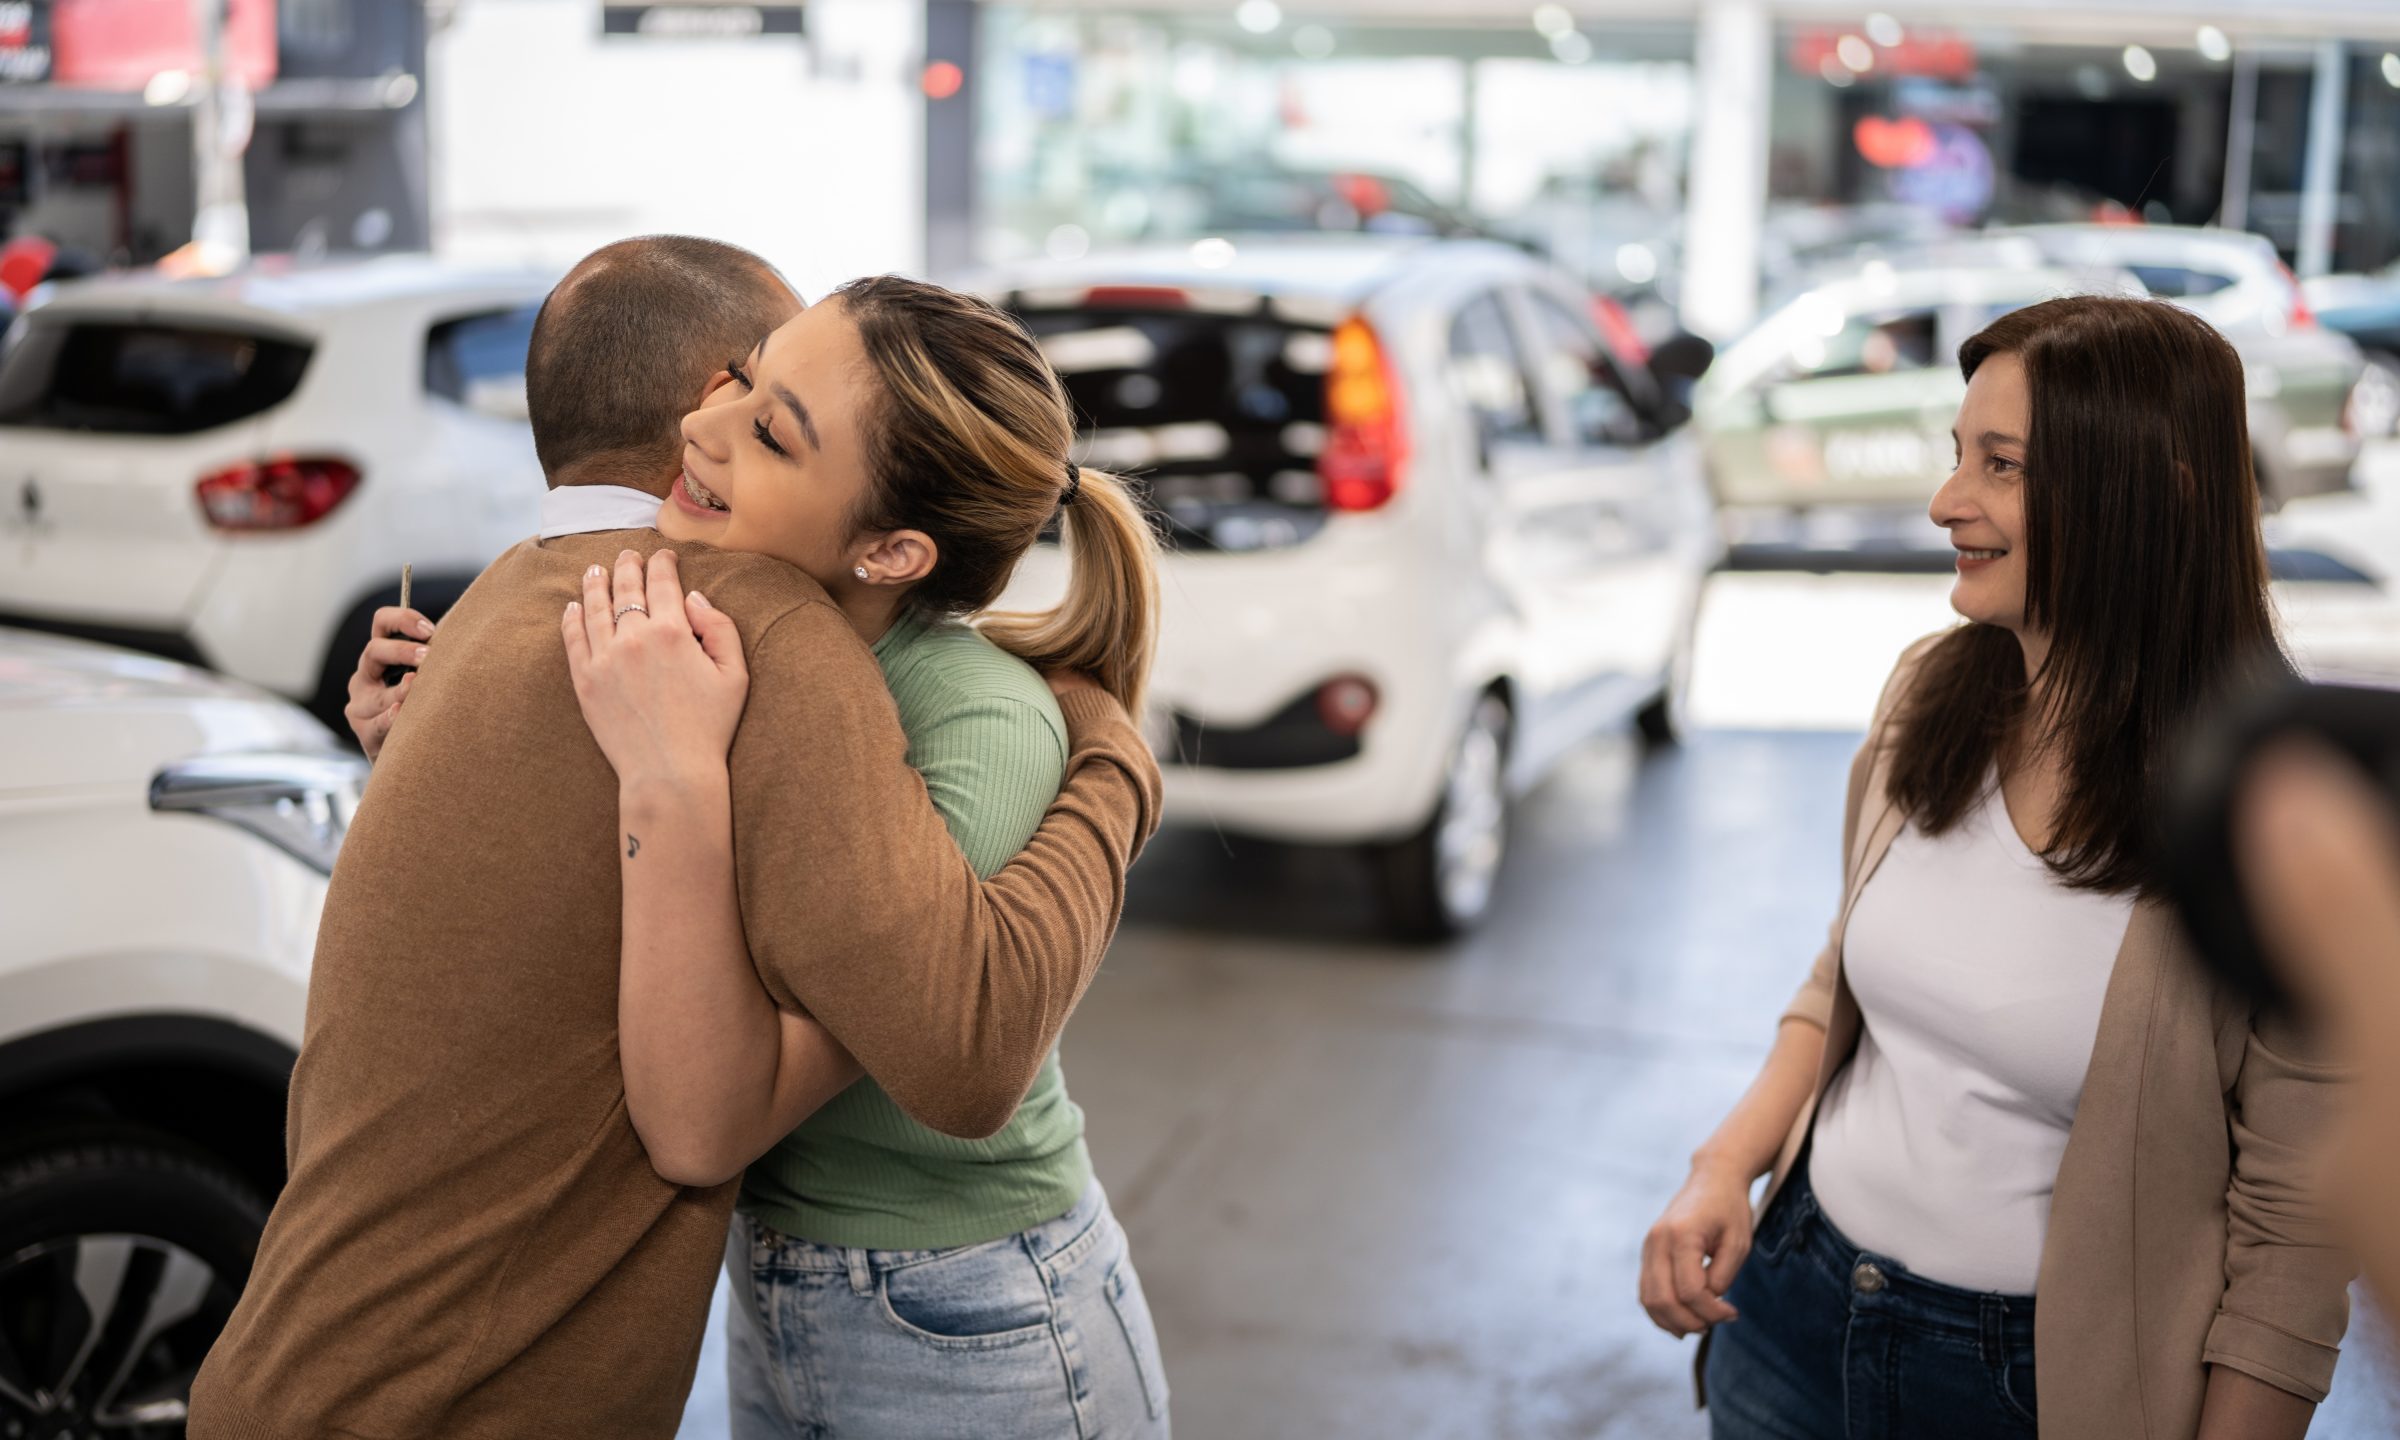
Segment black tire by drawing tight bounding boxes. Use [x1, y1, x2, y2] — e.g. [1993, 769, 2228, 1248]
[1636, 613, 1698, 748]
[0, 1131, 270, 1438]
[1372, 694, 1511, 942]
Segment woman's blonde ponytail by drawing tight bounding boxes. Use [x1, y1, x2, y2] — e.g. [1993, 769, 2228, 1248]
[981, 468, 1159, 717]
[836, 275, 1163, 716]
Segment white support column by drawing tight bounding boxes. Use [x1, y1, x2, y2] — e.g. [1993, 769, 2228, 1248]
[190, 0, 252, 270]
[2221, 49, 2257, 231]
[1680, 0, 1771, 341]
[2297, 39, 2347, 278]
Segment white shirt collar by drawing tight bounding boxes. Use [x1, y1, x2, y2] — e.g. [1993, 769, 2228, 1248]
[539, 484, 665, 539]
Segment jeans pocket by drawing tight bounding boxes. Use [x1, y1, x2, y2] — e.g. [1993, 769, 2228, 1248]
[1103, 1256, 1170, 1422]
[1990, 1350, 2038, 1430]
[877, 1239, 1057, 1352]
[1749, 1188, 1807, 1267]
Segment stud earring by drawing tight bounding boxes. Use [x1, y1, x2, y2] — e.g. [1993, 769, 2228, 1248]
[854, 566, 870, 580]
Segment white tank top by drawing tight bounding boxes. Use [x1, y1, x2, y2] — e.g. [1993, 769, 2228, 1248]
[1808, 778, 2134, 1295]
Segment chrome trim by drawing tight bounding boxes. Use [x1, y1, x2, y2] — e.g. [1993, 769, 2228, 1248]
[149, 750, 367, 876]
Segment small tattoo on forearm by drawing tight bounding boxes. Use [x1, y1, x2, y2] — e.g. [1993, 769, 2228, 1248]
[627, 834, 641, 859]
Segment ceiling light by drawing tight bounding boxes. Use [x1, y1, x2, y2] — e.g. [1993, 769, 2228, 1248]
[1550, 31, 1592, 64]
[1864, 13, 1903, 47]
[1532, 4, 1574, 40]
[2196, 26, 2231, 64]
[2123, 44, 2157, 83]
[1235, 0, 1282, 36]
[1836, 35, 1874, 72]
[2383, 52, 2400, 88]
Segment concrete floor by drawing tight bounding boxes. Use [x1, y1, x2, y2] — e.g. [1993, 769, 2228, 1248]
[680, 443, 2400, 1439]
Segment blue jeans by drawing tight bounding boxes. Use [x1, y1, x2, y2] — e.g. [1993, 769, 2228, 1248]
[1703, 1167, 2039, 1440]
[724, 1179, 1170, 1440]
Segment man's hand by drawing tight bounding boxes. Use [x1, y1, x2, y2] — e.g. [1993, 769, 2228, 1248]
[344, 605, 436, 760]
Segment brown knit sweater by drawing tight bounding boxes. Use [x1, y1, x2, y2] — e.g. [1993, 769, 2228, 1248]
[186, 531, 1160, 1440]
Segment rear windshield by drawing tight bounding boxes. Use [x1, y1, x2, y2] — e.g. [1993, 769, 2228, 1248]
[0, 317, 313, 434]
[1011, 304, 1334, 552]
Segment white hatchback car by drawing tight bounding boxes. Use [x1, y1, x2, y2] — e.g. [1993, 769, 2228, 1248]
[0, 626, 360, 1434]
[0, 256, 555, 727]
[982, 237, 1721, 937]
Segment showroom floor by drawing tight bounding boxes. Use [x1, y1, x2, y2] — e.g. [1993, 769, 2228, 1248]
[679, 444, 2400, 1439]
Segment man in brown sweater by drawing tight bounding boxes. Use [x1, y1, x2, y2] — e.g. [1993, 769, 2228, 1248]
[186, 237, 1161, 1439]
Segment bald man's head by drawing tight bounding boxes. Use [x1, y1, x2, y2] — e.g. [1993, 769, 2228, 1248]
[525, 235, 800, 494]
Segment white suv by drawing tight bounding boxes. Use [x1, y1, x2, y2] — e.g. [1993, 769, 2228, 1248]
[0, 626, 361, 1434]
[0, 256, 555, 728]
[983, 236, 1722, 937]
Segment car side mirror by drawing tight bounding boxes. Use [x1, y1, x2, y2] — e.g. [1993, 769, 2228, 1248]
[1648, 330, 1715, 388]
[1645, 330, 1714, 432]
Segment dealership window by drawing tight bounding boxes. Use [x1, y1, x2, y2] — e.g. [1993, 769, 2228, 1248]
[976, 8, 1696, 281]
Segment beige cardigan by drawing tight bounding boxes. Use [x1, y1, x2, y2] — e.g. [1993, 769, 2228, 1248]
[1759, 633, 2351, 1439]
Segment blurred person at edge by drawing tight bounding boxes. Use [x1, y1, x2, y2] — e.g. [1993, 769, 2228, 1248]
[2240, 744, 2400, 1317]
[188, 240, 1163, 1440]
[560, 277, 1172, 1440]
[1640, 295, 2352, 1440]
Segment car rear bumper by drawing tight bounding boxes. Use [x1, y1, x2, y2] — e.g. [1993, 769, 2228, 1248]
[1153, 673, 1461, 846]
[2265, 427, 2360, 504]
[1159, 756, 1436, 846]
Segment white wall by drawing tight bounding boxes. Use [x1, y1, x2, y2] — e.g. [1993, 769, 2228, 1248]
[427, 0, 924, 299]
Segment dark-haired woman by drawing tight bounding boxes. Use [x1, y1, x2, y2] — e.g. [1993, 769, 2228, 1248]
[563, 278, 1169, 1438]
[1639, 295, 2350, 1440]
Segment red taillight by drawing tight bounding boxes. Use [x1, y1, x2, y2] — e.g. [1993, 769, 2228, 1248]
[1080, 285, 1190, 309]
[1590, 294, 1651, 369]
[1320, 316, 1407, 512]
[1316, 675, 1379, 738]
[2278, 264, 2317, 330]
[196, 457, 362, 531]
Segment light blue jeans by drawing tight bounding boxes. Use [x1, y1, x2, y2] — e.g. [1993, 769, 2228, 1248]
[724, 1180, 1170, 1440]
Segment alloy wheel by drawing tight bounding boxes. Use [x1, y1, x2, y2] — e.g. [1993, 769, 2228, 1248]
[0, 1233, 227, 1437]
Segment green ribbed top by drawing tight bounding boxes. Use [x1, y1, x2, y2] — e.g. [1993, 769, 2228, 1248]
[736, 609, 1092, 1250]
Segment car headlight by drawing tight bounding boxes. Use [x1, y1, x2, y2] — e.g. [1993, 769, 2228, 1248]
[149, 751, 369, 876]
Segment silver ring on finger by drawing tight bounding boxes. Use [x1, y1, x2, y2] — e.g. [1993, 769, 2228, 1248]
[614, 602, 648, 622]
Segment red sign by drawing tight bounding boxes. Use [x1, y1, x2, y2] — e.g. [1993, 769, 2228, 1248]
[1791, 28, 1976, 82]
[1854, 115, 1936, 169]
[51, 0, 277, 91]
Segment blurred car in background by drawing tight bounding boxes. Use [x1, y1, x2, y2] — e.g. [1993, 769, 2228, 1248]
[0, 256, 553, 729]
[2008, 224, 2368, 501]
[1088, 163, 1482, 244]
[0, 628, 359, 1434]
[983, 235, 1720, 938]
[1697, 263, 2109, 516]
[1701, 233, 2369, 520]
[2305, 265, 2400, 439]
[1758, 202, 1958, 309]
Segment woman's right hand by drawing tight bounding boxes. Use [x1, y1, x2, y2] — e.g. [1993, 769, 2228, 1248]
[561, 547, 749, 792]
[1640, 1160, 1753, 1338]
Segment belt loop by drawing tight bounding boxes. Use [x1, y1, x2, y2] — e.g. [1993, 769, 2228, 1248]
[846, 1247, 872, 1296]
[1979, 1295, 2005, 1365]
